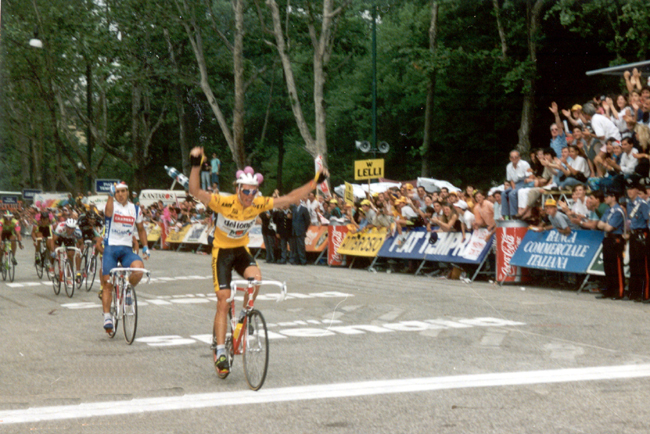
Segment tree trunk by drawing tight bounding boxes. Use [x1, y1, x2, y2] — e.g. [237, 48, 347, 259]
[277, 132, 285, 193]
[163, 28, 190, 175]
[420, 1, 439, 177]
[516, 0, 546, 157]
[492, 0, 508, 60]
[233, 0, 247, 168]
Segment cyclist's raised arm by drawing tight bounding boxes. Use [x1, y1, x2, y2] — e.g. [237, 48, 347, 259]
[189, 147, 213, 206]
[273, 170, 329, 209]
[105, 194, 114, 218]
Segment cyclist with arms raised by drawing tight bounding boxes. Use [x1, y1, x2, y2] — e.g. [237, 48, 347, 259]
[101, 181, 150, 333]
[0, 212, 23, 265]
[188, 146, 327, 377]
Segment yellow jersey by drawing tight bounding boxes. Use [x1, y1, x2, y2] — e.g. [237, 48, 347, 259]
[208, 193, 274, 249]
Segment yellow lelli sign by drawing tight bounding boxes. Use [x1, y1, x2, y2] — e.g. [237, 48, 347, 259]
[354, 159, 384, 180]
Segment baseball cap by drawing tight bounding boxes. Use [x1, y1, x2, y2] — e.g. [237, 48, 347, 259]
[329, 198, 338, 204]
[571, 104, 582, 111]
[360, 199, 372, 206]
[454, 200, 468, 210]
[403, 183, 413, 190]
[544, 198, 557, 207]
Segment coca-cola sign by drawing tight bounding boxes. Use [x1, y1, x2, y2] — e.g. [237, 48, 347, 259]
[328, 225, 348, 266]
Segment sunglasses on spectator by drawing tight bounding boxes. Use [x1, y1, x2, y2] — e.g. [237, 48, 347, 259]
[241, 189, 258, 196]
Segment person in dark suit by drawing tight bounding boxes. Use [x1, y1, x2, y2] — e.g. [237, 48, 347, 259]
[273, 205, 292, 264]
[290, 201, 311, 265]
[258, 210, 277, 263]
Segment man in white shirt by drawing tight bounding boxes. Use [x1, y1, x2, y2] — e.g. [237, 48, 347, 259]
[503, 150, 531, 219]
[582, 102, 621, 141]
[306, 192, 321, 226]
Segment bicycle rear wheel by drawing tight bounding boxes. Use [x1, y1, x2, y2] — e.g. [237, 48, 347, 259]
[243, 309, 269, 391]
[52, 259, 61, 295]
[85, 255, 97, 292]
[122, 285, 137, 344]
[63, 260, 75, 298]
[8, 252, 15, 282]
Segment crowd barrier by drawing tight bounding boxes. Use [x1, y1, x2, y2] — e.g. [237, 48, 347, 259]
[38, 216, 625, 291]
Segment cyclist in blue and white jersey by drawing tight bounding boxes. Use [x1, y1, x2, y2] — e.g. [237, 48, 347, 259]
[52, 218, 84, 280]
[101, 181, 149, 333]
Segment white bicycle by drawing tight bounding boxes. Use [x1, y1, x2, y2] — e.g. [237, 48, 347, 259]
[107, 267, 151, 344]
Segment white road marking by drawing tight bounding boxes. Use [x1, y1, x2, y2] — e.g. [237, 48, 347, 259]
[2, 364, 650, 424]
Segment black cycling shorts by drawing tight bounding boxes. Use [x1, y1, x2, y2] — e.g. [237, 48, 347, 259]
[36, 226, 51, 238]
[211, 246, 257, 291]
[1, 230, 14, 240]
[81, 228, 96, 241]
[55, 237, 77, 248]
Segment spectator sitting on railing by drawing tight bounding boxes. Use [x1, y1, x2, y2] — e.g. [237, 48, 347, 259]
[370, 203, 396, 233]
[557, 184, 588, 219]
[582, 101, 621, 142]
[556, 145, 590, 189]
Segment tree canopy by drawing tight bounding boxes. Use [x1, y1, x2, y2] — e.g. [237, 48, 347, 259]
[0, 0, 645, 194]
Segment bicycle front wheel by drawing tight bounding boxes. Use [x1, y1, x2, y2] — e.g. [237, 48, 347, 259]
[243, 309, 269, 391]
[52, 260, 61, 295]
[35, 250, 44, 279]
[8, 252, 15, 282]
[108, 286, 119, 339]
[85, 255, 97, 292]
[122, 286, 138, 344]
[63, 260, 75, 298]
[1, 254, 7, 281]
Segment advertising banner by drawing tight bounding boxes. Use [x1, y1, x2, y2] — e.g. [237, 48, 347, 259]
[509, 229, 604, 274]
[328, 225, 349, 266]
[85, 195, 109, 212]
[146, 223, 162, 243]
[138, 189, 187, 208]
[34, 193, 73, 210]
[305, 226, 329, 252]
[336, 228, 387, 257]
[0, 196, 19, 210]
[248, 224, 263, 248]
[184, 223, 207, 244]
[167, 225, 191, 243]
[22, 189, 42, 201]
[377, 227, 493, 264]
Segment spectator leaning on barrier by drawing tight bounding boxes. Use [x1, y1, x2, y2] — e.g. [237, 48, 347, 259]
[596, 190, 626, 300]
[472, 190, 494, 230]
[306, 192, 320, 226]
[535, 198, 573, 236]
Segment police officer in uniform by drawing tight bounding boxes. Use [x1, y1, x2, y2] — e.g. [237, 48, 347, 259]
[624, 176, 649, 301]
[596, 190, 626, 299]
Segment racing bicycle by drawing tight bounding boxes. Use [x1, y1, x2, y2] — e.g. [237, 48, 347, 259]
[107, 267, 150, 344]
[1, 239, 17, 282]
[212, 278, 287, 391]
[34, 237, 51, 280]
[80, 239, 98, 292]
[52, 246, 81, 297]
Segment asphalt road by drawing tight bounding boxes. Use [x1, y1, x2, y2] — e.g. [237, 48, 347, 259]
[2, 245, 650, 433]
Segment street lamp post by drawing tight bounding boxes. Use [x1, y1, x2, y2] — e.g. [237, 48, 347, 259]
[371, 3, 377, 151]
